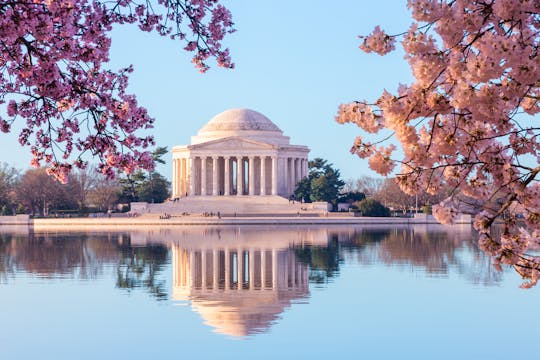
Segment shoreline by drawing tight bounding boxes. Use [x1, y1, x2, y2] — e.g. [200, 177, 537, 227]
[0, 214, 472, 229]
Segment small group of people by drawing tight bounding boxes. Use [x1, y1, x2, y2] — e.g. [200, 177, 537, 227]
[160, 213, 172, 219]
[203, 211, 221, 218]
[168, 193, 188, 203]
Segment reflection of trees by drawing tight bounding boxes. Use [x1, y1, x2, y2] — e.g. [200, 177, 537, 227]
[295, 227, 502, 286]
[116, 245, 169, 301]
[295, 236, 343, 284]
[375, 229, 460, 274]
[0, 232, 169, 299]
[0, 233, 17, 282]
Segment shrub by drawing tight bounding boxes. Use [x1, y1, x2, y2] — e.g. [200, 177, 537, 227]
[354, 198, 390, 217]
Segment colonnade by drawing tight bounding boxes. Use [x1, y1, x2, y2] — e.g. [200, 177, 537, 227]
[172, 155, 308, 197]
[172, 246, 308, 292]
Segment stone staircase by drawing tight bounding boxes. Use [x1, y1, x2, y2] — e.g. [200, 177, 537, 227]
[132, 196, 329, 216]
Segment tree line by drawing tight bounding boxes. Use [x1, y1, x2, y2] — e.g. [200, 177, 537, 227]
[1, 154, 449, 217]
[294, 158, 449, 216]
[0, 148, 171, 216]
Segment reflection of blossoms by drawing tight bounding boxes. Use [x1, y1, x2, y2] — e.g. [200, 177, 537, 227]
[337, 0, 540, 286]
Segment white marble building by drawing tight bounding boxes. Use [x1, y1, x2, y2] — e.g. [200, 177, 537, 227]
[171, 109, 310, 198]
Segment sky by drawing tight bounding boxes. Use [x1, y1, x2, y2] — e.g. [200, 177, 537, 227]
[0, 0, 416, 182]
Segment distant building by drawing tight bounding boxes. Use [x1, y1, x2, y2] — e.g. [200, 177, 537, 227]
[171, 108, 309, 198]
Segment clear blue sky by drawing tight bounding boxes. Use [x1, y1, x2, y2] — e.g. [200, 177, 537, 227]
[1, 0, 415, 182]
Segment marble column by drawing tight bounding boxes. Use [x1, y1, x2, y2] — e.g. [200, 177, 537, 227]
[224, 157, 230, 196]
[284, 157, 291, 197]
[237, 157, 243, 196]
[181, 158, 187, 196]
[295, 158, 301, 186]
[248, 156, 255, 196]
[260, 156, 266, 195]
[271, 156, 278, 195]
[177, 159, 182, 198]
[201, 156, 207, 196]
[212, 156, 219, 196]
[180, 159, 187, 196]
[188, 157, 195, 196]
[181, 158, 186, 196]
[172, 159, 177, 197]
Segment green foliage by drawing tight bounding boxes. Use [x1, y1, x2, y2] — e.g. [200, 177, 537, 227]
[294, 158, 345, 207]
[119, 147, 171, 203]
[16, 204, 26, 214]
[422, 205, 432, 215]
[1, 205, 10, 215]
[137, 173, 171, 203]
[339, 191, 366, 203]
[355, 198, 390, 217]
[294, 177, 312, 203]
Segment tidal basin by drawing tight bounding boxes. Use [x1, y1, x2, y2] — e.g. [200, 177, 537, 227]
[1, 225, 538, 360]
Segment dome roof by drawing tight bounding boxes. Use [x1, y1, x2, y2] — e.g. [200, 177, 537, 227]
[191, 108, 290, 145]
[199, 108, 282, 133]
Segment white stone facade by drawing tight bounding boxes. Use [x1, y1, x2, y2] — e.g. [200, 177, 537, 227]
[172, 109, 309, 198]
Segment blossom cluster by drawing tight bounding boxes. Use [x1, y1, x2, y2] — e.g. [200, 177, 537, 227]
[0, 0, 234, 183]
[337, 0, 540, 287]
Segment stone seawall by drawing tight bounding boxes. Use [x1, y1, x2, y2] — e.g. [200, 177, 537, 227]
[0, 215, 31, 225]
[18, 213, 472, 231]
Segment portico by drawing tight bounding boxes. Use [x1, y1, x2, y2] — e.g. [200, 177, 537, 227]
[172, 109, 309, 198]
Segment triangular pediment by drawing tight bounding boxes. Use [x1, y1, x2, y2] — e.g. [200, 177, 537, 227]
[189, 136, 275, 151]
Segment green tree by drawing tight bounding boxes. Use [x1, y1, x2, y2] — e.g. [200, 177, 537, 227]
[1, 205, 10, 215]
[137, 173, 171, 203]
[355, 198, 390, 217]
[339, 191, 366, 204]
[119, 147, 170, 203]
[294, 158, 345, 208]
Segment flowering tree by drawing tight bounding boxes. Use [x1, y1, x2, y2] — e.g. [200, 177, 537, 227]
[336, 0, 540, 287]
[0, 0, 234, 183]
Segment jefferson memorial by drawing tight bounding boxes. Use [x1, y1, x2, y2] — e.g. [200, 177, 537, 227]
[171, 108, 309, 198]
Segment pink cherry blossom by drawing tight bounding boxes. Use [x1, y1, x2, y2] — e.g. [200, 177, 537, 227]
[0, 0, 234, 182]
[337, 0, 540, 287]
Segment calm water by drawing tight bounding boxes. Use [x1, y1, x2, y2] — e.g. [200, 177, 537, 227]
[1, 225, 538, 359]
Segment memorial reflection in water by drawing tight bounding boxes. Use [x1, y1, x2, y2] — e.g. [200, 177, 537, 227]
[159, 227, 325, 337]
[1, 224, 498, 338]
[172, 246, 308, 337]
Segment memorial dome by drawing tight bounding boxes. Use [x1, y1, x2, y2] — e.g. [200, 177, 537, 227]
[191, 108, 289, 145]
[199, 108, 282, 133]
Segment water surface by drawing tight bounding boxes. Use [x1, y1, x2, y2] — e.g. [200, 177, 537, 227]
[0, 225, 537, 359]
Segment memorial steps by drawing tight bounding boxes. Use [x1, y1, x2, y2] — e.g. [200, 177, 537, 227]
[136, 196, 328, 216]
